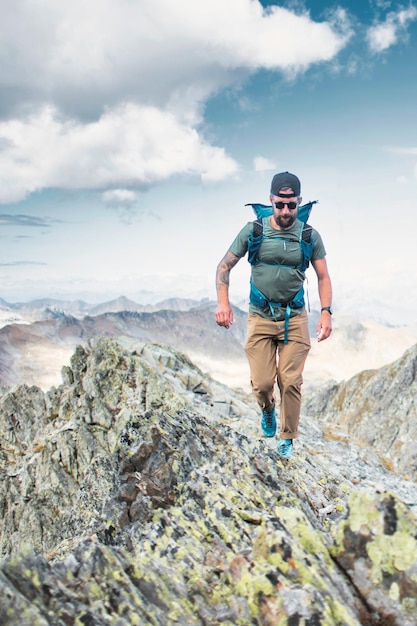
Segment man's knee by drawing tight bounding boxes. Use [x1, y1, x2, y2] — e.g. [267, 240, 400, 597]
[277, 370, 304, 396]
[252, 379, 274, 395]
[251, 373, 276, 399]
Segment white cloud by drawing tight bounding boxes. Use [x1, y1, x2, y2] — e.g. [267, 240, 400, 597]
[0, 0, 352, 203]
[102, 189, 137, 207]
[102, 189, 140, 224]
[253, 156, 277, 171]
[367, 22, 397, 52]
[0, 104, 239, 202]
[366, 6, 417, 53]
[0, 1, 351, 112]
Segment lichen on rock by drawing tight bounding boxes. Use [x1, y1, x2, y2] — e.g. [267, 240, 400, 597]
[1, 337, 417, 625]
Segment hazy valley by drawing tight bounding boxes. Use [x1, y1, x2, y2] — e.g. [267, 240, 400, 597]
[1, 295, 417, 393]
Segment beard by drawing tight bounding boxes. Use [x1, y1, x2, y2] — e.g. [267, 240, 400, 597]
[273, 213, 296, 229]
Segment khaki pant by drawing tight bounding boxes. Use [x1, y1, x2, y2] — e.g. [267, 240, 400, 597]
[244, 311, 311, 439]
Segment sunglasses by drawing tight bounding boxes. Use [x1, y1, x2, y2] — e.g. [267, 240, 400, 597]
[274, 201, 298, 210]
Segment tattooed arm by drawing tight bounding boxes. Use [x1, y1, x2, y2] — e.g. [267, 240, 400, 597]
[215, 250, 241, 328]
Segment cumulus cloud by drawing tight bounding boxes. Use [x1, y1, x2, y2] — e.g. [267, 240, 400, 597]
[0, 1, 351, 115]
[0, 0, 352, 203]
[366, 6, 417, 53]
[0, 104, 239, 202]
[253, 156, 277, 171]
[102, 189, 138, 208]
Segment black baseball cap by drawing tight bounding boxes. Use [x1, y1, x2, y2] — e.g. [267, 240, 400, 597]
[270, 171, 301, 196]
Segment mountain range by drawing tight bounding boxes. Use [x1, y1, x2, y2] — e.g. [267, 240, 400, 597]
[1, 296, 417, 393]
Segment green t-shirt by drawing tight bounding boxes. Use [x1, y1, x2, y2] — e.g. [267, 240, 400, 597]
[229, 217, 326, 320]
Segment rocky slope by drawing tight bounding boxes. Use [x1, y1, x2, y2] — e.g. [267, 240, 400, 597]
[1, 338, 417, 624]
[303, 343, 417, 481]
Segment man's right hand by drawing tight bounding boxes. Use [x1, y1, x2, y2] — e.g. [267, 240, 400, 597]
[215, 250, 240, 329]
[215, 304, 234, 329]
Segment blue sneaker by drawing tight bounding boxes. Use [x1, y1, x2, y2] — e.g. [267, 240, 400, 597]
[261, 406, 276, 437]
[277, 438, 294, 459]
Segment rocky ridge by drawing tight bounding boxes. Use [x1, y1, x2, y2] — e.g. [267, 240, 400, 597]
[1, 338, 417, 624]
[303, 343, 417, 481]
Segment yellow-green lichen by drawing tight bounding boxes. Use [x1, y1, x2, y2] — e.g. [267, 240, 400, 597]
[323, 596, 358, 626]
[237, 509, 265, 524]
[403, 597, 417, 612]
[331, 490, 417, 610]
[266, 550, 290, 574]
[234, 571, 274, 617]
[367, 532, 417, 583]
[275, 506, 334, 572]
[389, 582, 400, 602]
[345, 491, 380, 534]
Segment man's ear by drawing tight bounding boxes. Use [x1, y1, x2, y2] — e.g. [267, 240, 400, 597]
[298, 197, 302, 204]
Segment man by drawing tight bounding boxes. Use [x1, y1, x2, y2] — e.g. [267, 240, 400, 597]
[215, 171, 332, 459]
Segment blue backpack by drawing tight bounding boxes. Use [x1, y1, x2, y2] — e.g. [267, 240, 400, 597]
[244, 200, 318, 342]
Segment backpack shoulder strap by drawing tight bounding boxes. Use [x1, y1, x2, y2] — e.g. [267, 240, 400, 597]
[253, 218, 263, 237]
[247, 218, 264, 265]
[298, 222, 314, 271]
[302, 223, 313, 243]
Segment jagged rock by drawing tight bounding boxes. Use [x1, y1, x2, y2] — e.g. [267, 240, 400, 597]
[302, 344, 417, 480]
[0, 338, 417, 624]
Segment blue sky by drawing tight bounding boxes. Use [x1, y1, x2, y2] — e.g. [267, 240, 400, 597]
[1, 0, 417, 323]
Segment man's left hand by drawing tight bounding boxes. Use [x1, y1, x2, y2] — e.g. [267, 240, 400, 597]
[316, 313, 332, 342]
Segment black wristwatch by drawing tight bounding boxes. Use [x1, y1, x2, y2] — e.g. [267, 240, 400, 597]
[321, 306, 333, 315]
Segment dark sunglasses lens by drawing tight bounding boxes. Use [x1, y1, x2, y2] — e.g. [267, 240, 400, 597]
[275, 201, 297, 210]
